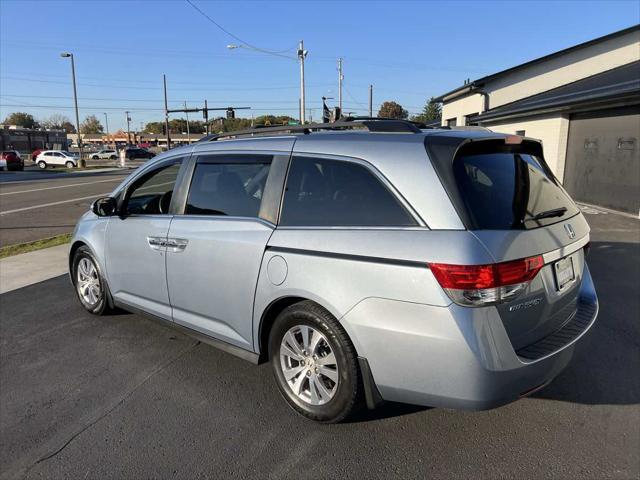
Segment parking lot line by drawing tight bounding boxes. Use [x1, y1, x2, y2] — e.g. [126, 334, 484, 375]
[0, 193, 111, 216]
[0, 178, 122, 196]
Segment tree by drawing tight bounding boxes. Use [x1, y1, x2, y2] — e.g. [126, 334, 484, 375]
[411, 97, 441, 124]
[168, 118, 205, 134]
[3, 112, 38, 129]
[80, 115, 104, 134]
[143, 122, 164, 134]
[41, 114, 76, 133]
[377, 101, 408, 120]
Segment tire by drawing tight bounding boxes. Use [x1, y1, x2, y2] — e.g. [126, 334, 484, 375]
[110, 155, 117, 160]
[269, 300, 362, 423]
[72, 246, 112, 315]
[65, 161, 75, 168]
[37, 161, 46, 169]
[92, 155, 99, 160]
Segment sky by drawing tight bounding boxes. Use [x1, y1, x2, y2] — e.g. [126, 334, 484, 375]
[0, 0, 638, 132]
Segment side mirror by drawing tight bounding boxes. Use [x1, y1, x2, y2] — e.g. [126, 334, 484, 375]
[91, 196, 117, 217]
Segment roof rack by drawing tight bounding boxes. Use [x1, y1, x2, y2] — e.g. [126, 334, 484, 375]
[198, 118, 432, 142]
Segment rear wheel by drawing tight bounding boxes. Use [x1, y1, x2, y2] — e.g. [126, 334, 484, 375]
[37, 161, 46, 169]
[110, 155, 117, 160]
[65, 161, 75, 168]
[269, 301, 362, 423]
[72, 246, 112, 315]
[91, 155, 99, 160]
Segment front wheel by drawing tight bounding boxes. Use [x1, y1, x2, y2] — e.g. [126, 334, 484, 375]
[72, 246, 112, 315]
[37, 161, 46, 169]
[269, 301, 362, 423]
[110, 155, 117, 160]
[65, 161, 75, 168]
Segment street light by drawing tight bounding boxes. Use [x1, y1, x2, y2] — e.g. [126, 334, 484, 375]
[60, 52, 84, 167]
[227, 41, 308, 124]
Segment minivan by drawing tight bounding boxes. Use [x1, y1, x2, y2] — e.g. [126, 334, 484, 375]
[69, 119, 598, 422]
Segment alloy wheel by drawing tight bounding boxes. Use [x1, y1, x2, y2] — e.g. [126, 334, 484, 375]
[76, 257, 101, 306]
[279, 325, 339, 405]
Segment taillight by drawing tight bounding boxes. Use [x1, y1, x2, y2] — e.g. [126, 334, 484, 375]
[429, 255, 544, 307]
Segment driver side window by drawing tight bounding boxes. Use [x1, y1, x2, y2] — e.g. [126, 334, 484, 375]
[125, 160, 182, 215]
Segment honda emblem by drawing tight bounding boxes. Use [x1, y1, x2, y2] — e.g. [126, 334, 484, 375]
[564, 223, 576, 239]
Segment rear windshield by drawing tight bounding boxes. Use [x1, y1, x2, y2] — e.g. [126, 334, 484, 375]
[454, 151, 579, 230]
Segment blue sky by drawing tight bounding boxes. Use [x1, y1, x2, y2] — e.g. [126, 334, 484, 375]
[1, 0, 638, 131]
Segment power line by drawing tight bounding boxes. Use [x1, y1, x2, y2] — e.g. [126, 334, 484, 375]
[184, 0, 296, 59]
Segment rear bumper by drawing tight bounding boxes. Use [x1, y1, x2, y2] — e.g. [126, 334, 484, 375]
[341, 265, 598, 410]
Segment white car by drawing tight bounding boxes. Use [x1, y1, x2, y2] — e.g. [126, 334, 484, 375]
[35, 150, 79, 169]
[90, 149, 118, 160]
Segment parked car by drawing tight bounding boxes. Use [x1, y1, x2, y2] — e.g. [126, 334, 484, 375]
[0, 150, 24, 171]
[91, 149, 118, 160]
[31, 149, 43, 162]
[70, 120, 598, 423]
[124, 147, 155, 160]
[35, 150, 79, 169]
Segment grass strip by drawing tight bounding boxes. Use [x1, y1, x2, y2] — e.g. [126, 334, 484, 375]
[0, 234, 72, 259]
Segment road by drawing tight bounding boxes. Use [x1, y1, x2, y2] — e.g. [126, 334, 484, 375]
[0, 210, 638, 479]
[0, 170, 131, 247]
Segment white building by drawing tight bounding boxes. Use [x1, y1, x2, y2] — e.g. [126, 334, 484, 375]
[434, 25, 640, 214]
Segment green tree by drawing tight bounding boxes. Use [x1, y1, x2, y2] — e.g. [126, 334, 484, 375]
[377, 101, 408, 120]
[80, 115, 104, 134]
[3, 112, 38, 129]
[143, 122, 164, 134]
[411, 97, 441, 124]
[168, 118, 205, 134]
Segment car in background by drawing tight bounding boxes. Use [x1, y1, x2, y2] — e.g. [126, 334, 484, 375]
[35, 150, 79, 169]
[31, 149, 43, 161]
[0, 151, 24, 171]
[124, 147, 155, 160]
[91, 149, 118, 160]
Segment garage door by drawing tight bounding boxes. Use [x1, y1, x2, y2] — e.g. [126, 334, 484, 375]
[564, 107, 639, 214]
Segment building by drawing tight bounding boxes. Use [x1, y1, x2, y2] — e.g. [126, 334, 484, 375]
[67, 132, 205, 149]
[0, 125, 68, 152]
[434, 25, 640, 214]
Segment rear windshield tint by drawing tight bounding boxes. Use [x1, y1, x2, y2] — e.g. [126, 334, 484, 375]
[454, 152, 579, 230]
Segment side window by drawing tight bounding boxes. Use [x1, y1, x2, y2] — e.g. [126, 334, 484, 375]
[185, 160, 271, 217]
[125, 160, 182, 215]
[280, 156, 417, 227]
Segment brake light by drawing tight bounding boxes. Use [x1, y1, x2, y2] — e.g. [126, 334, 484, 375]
[429, 255, 544, 307]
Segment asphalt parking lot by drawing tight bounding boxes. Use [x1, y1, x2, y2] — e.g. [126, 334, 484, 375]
[0, 170, 131, 246]
[0, 210, 638, 479]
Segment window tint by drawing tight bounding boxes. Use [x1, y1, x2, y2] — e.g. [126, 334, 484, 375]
[125, 161, 182, 215]
[280, 156, 416, 227]
[185, 162, 271, 217]
[454, 152, 579, 230]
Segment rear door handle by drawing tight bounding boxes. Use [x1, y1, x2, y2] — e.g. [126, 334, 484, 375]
[166, 238, 188, 252]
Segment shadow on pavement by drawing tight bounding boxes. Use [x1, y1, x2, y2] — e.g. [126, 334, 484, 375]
[534, 241, 640, 405]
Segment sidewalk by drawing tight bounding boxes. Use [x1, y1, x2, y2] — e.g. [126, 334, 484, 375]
[0, 244, 69, 294]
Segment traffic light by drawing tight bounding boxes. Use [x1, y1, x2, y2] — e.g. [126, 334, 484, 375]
[226, 108, 235, 119]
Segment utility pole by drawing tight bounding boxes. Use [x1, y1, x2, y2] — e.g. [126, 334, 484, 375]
[338, 57, 343, 112]
[297, 40, 307, 124]
[60, 52, 84, 167]
[369, 84, 373, 117]
[204, 99, 209, 135]
[184, 101, 190, 144]
[103, 112, 110, 148]
[125, 111, 132, 145]
[163, 74, 171, 149]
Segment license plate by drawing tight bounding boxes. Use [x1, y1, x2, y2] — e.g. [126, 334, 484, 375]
[554, 256, 575, 291]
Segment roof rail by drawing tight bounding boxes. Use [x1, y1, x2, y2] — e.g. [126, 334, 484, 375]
[197, 118, 427, 142]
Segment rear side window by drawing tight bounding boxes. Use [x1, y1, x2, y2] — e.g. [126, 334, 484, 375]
[280, 156, 416, 227]
[454, 152, 579, 229]
[186, 162, 271, 217]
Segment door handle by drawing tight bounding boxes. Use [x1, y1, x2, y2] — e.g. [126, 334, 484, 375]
[147, 236, 167, 251]
[166, 238, 188, 253]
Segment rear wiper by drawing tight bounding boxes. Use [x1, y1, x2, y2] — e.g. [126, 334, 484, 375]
[530, 207, 567, 221]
